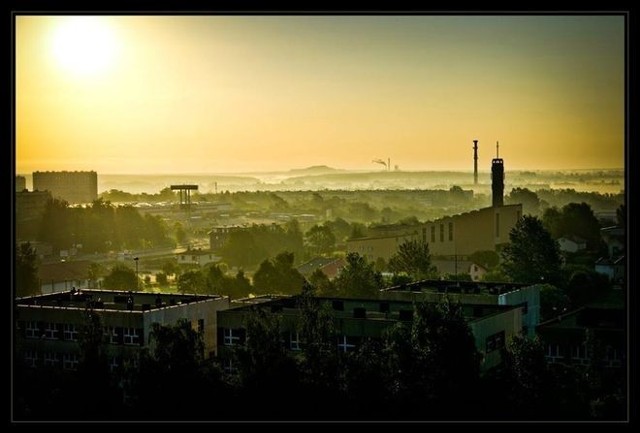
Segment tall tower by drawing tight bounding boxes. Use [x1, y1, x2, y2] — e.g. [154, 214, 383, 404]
[473, 140, 478, 185]
[491, 141, 504, 207]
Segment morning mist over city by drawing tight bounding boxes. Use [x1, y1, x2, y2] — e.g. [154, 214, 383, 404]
[14, 14, 627, 423]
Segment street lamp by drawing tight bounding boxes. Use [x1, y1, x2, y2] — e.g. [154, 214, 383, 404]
[134, 257, 139, 291]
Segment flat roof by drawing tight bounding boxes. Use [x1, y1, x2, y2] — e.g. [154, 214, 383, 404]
[15, 289, 223, 313]
[381, 279, 529, 296]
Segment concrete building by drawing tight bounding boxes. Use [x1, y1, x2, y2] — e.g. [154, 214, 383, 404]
[16, 175, 26, 192]
[16, 190, 52, 222]
[346, 204, 522, 262]
[536, 304, 624, 369]
[380, 280, 540, 338]
[38, 260, 95, 294]
[600, 226, 625, 258]
[594, 256, 625, 284]
[15, 290, 231, 372]
[216, 295, 523, 373]
[176, 248, 220, 267]
[558, 236, 587, 253]
[33, 171, 98, 204]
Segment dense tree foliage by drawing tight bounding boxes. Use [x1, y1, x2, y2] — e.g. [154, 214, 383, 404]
[388, 239, 436, 281]
[252, 252, 306, 295]
[103, 264, 138, 291]
[15, 243, 40, 297]
[501, 215, 563, 285]
[37, 198, 173, 253]
[542, 202, 605, 251]
[333, 252, 383, 297]
[506, 187, 541, 216]
[304, 224, 336, 255]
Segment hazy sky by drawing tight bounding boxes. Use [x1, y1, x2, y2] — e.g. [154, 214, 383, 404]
[16, 15, 624, 174]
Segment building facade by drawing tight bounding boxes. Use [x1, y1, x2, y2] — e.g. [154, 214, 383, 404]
[346, 204, 522, 262]
[216, 295, 523, 373]
[209, 225, 245, 251]
[15, 290, 230, 372]
[33, 171, 98, 204]
[380, 280, 540, 338]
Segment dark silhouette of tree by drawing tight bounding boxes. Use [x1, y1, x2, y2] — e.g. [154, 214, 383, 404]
[506, 187, 541, 215]
[15, 242, 40, 297]
[305, 224, 336, 255]
[325, 217, 352, 242]
[348, 222, 367, 239]
[468, 250, 500, 270]
[177, 269, 205, 294]
[501, 215, 563, 285]
[538, 284, 571, 321]
[615, 203, 625, 229]
[388, 239, 436, 281]
[543, 202, 605, 252]
[333, 252, 383, 297]
[308, 268, 335, 296]
[565, 268, 611, 306]
[103, 264, 138, 291]
[252, 252, 305, 295]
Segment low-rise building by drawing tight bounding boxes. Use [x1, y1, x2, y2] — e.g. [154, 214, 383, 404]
[380, 280, 540, 338]
[176, 249, 220, 267]
[536, 305, 624, 369]
[558, 236, 587, 253]
[15, 290, 231, 372]
[216, 295, 523, 373]
[209, 225, 246, 251]
[594, 256, 625, 284]
[296, 257, 346, 280]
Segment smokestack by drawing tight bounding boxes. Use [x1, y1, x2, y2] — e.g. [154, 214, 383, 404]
[473, 140, 478, 185]
[491, 141, 504, 207]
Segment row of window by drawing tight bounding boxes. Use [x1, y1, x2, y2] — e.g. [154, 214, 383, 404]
[222, 328, 358, 353]
[545, 343, 622, 366]
[22, 321, 143, 346]
[424, 223, 454, 244]
[23, 351, 136, 373]
[23, 350, 79, 370]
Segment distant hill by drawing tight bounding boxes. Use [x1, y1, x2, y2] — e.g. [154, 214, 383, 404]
[287, 165, 344, 176]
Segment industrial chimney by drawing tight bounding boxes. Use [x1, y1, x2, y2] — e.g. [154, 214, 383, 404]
[491, 141, 504, 207]
[473, 140, 478, 185]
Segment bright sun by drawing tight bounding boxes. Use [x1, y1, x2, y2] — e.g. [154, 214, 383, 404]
[51, 17, 117, 76]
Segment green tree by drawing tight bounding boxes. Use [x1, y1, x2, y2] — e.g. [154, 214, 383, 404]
[506, 187, 541, 216]
[468, 250, 500, 270]
[252, 252, 306, 295]
[305, 224, 336, 255]
[103, 264, 138, 291]
[538, 284, 571, 321]
[349, 222, 367, 239]
[308, 268, 335, 296]
[333, 252, 383, 297]
[156, 272, 168, 286]
[388, 239, 436, 281]
[15, 243, 40, 297]
[174, 222, 188, 246]
[501, 215, 563, 285]
[177, 269, 205, 294]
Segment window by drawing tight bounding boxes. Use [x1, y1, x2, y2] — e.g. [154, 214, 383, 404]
[519, 302, 529, 315]
[495, 213, 500, 237]
[44, 323, 58, 340]
[63, 353, 79, 370]
[332, 300, 344, 311]
[123, 327, 140, 345]
[223, 328, 240, 346]
[485, 331, 505, 353]
[290, 332, 301, 351]
[448, 222, 453, 241]
[109, 356, 119, 372]
[337, 335, 356, 353]
[197, 319, 205, 334]
[430, 226, 435, 243]
[546, 344, 562, 358]
[25, 321, 39, 339]
[24, 350, 38, 368]
[439, 224, 444, 242]
[63, 324, 78, 341]
[571, 344, 587, 360]
[222, 358, 237, 374]
[44, 352, 60, 367]
[105, 326, 119, 344]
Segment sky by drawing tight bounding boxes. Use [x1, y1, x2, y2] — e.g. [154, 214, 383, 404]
[15, 15, 625, 174]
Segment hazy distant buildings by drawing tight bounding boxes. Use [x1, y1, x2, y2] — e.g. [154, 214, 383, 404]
[176, 248, 220, 267]
[15, 190, 52, 241]
[15, 175, 26, 192]
[33, 170, 98, 204]
[209, 225, 245, 251]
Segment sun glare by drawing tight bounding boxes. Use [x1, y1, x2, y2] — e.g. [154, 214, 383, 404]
[50, 17, 117, 76]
